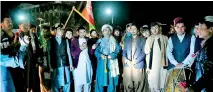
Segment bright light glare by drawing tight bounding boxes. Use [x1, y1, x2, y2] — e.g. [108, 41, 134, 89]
[106, 8, 112, 15]
[18, 14, 25, 21]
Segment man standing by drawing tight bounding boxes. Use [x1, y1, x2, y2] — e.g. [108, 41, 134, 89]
[186, 16, 213, 92]
[167, 17, 196, 69]
[1, 15, 27, 92]
[9, 21, 30, 92]
[94, 24, 121, 92]
[123, 23, 149, 92]
[166, 17, 196, 91]
[49, 24, 72, 92]
[71, 26, 93, 92]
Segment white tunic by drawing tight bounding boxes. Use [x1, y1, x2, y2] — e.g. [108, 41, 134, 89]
[147, 38, 167, 91]
[73, 47, 93, 86]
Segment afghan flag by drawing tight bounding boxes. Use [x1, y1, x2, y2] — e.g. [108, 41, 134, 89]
[73, 1, 95, 30]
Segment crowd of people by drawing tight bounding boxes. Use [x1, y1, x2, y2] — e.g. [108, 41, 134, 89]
[1, 14, 213, 92]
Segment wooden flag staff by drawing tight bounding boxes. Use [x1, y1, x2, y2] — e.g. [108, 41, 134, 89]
[63, 6, 75, 29]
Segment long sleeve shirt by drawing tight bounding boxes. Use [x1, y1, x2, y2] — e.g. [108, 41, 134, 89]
[66, 39, 73, 66]
[167, 33, 196, 67]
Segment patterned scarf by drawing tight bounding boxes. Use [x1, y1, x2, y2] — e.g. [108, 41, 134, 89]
[109, 36, 120, 77]
[145, 34, 168, 68]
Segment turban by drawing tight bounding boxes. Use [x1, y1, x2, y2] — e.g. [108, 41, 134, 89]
[204, 16, 213, 23]
[101, 24, 113, 32]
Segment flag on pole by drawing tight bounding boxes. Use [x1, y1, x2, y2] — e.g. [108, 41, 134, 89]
[73, 1, 95, 30]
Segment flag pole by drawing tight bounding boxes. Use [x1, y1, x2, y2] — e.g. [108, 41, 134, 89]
[63, 6, 75, 29]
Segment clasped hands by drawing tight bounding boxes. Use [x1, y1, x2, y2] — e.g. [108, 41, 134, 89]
[101, 54, 112, 59]
[125, 59, 136, 67]
[80, 42, 87, 50]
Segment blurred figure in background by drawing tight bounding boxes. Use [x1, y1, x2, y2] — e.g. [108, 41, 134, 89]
[87, 29, 99, 91]
[24, 25, 41, 92]
[113, 26, 122, 43]
[38, 25, 52, 92]
[141, 25, 151, 39]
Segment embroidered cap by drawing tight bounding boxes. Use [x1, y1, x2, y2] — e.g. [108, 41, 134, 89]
[173, 17, 183, 26]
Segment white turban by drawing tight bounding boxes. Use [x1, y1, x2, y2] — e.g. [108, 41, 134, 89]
[142, 25, 148, 28]
[205, 16, 213, 23]
[101, 24, 113, 32]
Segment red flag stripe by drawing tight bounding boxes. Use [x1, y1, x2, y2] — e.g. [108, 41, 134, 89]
[81, 1, 95, 26]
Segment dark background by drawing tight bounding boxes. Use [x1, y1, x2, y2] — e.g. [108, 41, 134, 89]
[1, 1, 213, 33]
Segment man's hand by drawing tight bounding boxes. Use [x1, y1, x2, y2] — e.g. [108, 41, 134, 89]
[130, 61, 136, 66]
[82, 42, 87, 48]
[101, 54, 107, 59]
[108, 55, 112, 59]
[70, 66, 74, 71]
[146, 69, 150, 74]
[126, 60, 133, 67]
[92, 44, 98, 49]
[80, 43, 87, 50]
[176, 63, 183, 67]
[23, 35, 30, 44]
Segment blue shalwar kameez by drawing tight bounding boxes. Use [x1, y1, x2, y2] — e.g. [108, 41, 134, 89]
[51, 36, 72, 92]
[94, 37, 121, 92]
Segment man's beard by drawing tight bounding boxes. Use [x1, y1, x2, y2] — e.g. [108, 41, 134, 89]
[5, 27, 13, 31]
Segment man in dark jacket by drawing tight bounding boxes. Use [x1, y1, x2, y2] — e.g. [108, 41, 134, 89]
[49, 24, 72, 92]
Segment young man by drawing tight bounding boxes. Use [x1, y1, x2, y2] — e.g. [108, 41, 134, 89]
[122, 23, 149, 92]
[71, 26, 93, 92]
[167, 17, 196, 69]
[49, 24, 72, 92]
[186, 16, 213, 92]
[166, 17, 196, 91]
[1, 15, 27, 92]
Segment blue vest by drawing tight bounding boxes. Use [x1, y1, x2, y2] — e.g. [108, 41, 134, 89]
[169, 33, 191, 69]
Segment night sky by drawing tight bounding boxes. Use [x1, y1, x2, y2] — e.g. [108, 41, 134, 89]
[1, 1, 213, 32]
